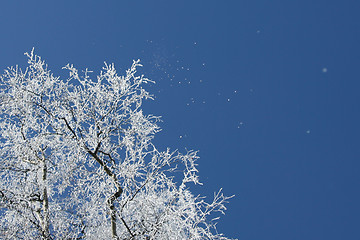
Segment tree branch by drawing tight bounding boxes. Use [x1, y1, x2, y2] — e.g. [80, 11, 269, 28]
[121, 217, 135, 238]
[86, 147, 123, 239]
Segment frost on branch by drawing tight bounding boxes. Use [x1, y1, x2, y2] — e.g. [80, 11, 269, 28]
[0, 49, 235, 240]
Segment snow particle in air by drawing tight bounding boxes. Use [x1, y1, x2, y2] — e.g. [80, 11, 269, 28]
[306, 130, 311, 134]
[237, 122, 244, 128]
[322, 68, 328, 73]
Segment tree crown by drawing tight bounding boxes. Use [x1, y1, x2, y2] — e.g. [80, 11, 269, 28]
[0, 49, 234, 240]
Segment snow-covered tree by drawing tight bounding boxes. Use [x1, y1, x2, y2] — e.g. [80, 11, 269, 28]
[0, 49, 233, 239]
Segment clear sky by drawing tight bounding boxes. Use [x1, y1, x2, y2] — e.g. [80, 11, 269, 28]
[1, 1, 360, 239]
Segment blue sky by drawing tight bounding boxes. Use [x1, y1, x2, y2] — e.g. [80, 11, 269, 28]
[1, 1, 360, 239]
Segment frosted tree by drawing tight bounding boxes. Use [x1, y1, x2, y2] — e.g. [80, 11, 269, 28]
[0, 50, 234, 240]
